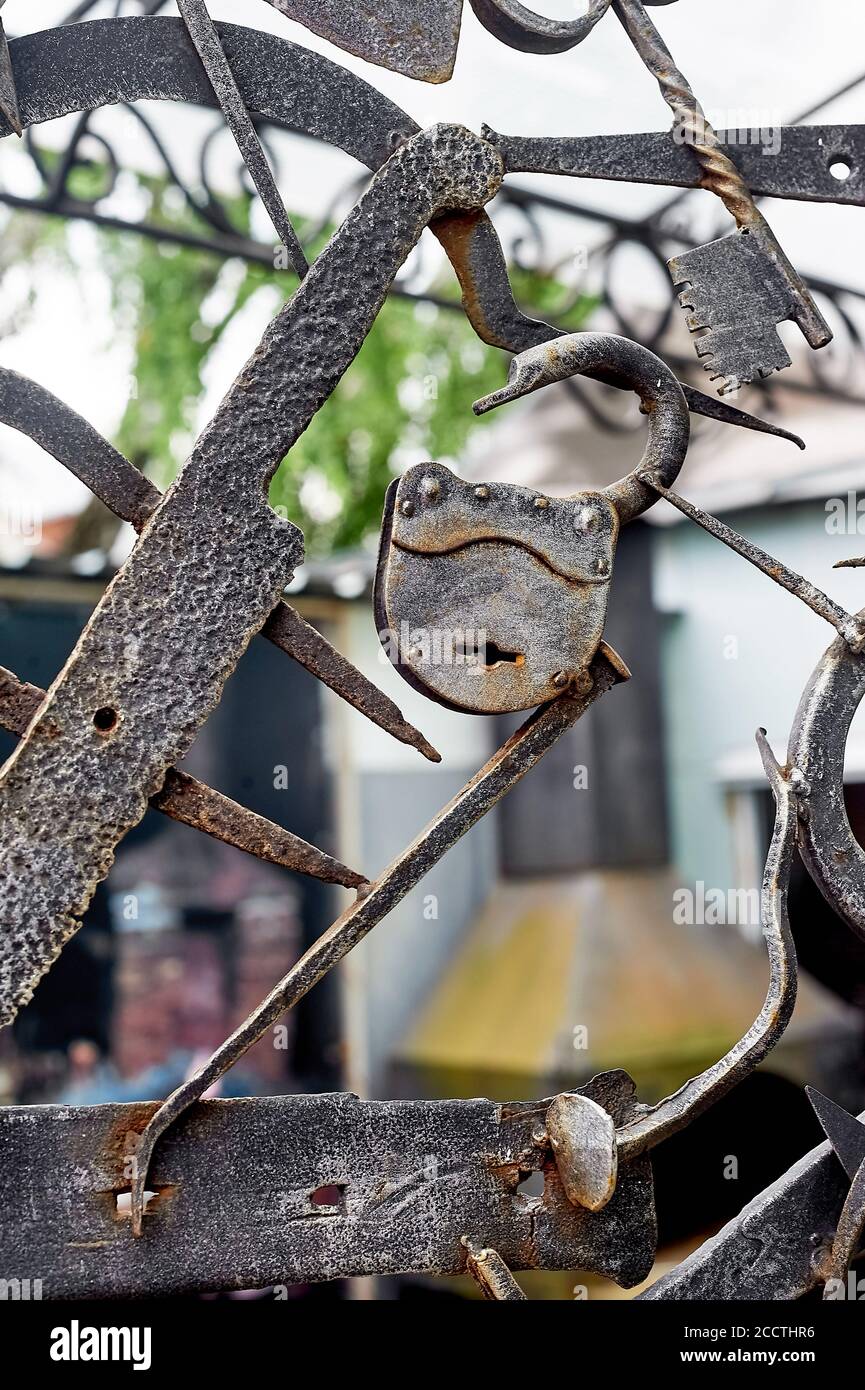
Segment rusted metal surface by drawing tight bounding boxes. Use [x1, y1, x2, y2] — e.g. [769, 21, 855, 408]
[0, 120, 502, 1028]
[472, 332, 690, 525]
[468, 0, 611, 54]
[0, 664, 366, 889]
[376, 333, 688, 713]
[0, 1073, 656, 1297]
[463, 1240, 528, 1299]
[377, 462, 619, 713]
[264, 0, 464, 83]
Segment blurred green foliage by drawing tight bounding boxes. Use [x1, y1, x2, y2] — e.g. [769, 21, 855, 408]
[6, 166, 595, 556]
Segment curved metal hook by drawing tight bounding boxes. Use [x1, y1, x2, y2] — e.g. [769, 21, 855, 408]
[468, 0, 611, 55]
[787, 611, 865, 945]
[473, 331, 690, 524]
[546, 728, 798, 1209]
[616, 729, 799, 1163]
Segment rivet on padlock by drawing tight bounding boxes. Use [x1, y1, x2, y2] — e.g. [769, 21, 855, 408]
[374, 332, 689, 714]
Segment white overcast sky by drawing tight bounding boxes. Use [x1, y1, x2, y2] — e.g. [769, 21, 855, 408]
[1, 0, 864, 523]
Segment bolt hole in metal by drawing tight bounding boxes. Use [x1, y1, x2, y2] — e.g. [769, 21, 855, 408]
[517, 1169, 545, 1199]
[92, 705, 120, 734]
[115, 1189, 157, 1218]
[829, 156, 852, 181]
[309, 1183, 346, 1214]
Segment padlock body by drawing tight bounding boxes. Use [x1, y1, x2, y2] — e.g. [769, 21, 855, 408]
[375, 462, 618, 714]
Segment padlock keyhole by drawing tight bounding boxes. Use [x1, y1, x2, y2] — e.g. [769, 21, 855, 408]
[482, 640, 524, 669]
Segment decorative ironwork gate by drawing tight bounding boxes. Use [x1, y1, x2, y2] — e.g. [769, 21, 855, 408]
[1, 0, 864, 1301]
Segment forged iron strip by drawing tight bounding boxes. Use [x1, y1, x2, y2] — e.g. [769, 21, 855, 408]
[0, 0, 862, 1300]
[0, 1073, 656, 1296]
[176, 0, 308, 276]
[486, 125, 865, 207]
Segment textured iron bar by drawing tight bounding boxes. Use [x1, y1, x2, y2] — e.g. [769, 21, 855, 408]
[486, 125, 865, 207]
[129, 644, 629, 1232]
[0, 1071, 656, 1297]
[822, 1155, 865, 1296]
[261, 604, 441, 763]
[641, 476, 865, 650]
[787, 620, 865, 944]
[0, 665, 367, 889]
[462, 1240, 528, 1300]
[176, 0, 309, 277]
[0, 367, 441, 762]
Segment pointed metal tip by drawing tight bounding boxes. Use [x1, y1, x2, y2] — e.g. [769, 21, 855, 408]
[472, 383, 517, 416]
[755, 727, 784, 792]
[413, 732, 443, 763]
[682, 384, 805, 449]
[806, 1086, 865, 1182]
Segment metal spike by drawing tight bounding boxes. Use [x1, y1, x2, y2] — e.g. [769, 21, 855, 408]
[0, 368, 440, 761]
[0, 664, 367, 891]
[806, 1087, 865, 1183]
[177, 0, 308, 276]
[680, 384, 805, 450]
[263, 604, 442, 763]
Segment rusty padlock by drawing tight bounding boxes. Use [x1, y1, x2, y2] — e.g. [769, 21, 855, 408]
[374, 333, 690, 713]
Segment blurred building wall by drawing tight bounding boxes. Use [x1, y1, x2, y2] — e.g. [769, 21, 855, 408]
[655, 496, 865, 895]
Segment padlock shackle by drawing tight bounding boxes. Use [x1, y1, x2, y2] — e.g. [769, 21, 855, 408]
[473, 331, 690, 524]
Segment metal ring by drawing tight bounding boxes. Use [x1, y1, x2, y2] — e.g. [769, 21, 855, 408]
[788, 616, 865, 944]
[473, 331, 690, 524]
[468, 0, 612, 55]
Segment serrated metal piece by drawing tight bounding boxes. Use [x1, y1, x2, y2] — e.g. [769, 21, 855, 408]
[669, 225, 829, 393]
